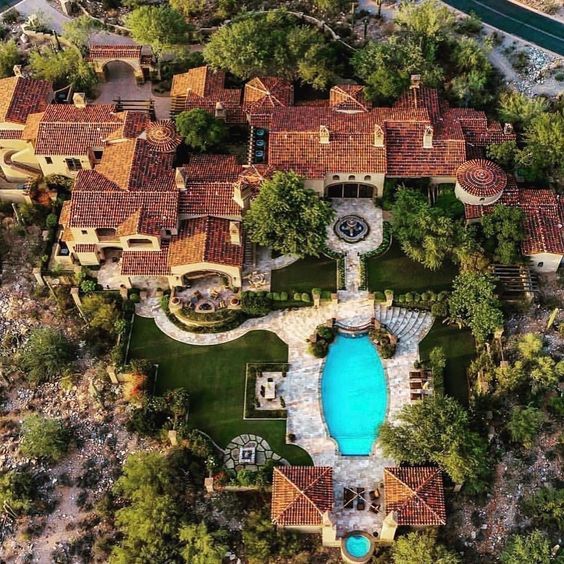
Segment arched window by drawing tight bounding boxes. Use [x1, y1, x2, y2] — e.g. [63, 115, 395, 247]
[364, 175, 371, 181]
[332, 175, 340, 181]
[348, 175, 356, 181]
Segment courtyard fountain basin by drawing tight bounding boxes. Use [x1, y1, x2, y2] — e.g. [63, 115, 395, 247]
[321, 334, 387, 456]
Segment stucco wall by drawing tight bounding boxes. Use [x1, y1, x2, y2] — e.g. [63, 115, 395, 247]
[529, 252, 562, 273]
[39, 154, 93, 177]
[455, 181, 502, 206]
[170, 261, 242, 288]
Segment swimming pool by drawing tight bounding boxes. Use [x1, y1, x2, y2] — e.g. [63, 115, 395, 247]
[345, 533, 372, 558]
[321, 333, 387, 456]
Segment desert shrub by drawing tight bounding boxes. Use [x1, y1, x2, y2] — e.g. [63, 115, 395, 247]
[80, 279, 96, 294]
[241, 291, 272, 316]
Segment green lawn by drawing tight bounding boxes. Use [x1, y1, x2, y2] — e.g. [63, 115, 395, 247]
[128, 316, 312, 465]
[271, 255, 337, 293]
[419, 321, 476, 405]
[367, 240, 458, 293]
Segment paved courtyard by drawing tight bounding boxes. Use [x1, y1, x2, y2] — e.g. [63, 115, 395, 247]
[135, 200, 434, 537]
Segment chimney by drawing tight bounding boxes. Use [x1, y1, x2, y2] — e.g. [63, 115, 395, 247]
[215, 101, 226, 121]
[319, 125, 330, 144]
[229, 221, 241, 246]
[410, 74, 421, 90]
[374, 124, 385, 148]
[503, 123, 514, 135]
[13, 65, 22, 78]
[423, 125, 433, 149]
[72, 92, 87, 109]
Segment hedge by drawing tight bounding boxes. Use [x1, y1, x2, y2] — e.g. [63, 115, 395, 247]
[359, 222, 392, 290]
[244, 363, 290, 420]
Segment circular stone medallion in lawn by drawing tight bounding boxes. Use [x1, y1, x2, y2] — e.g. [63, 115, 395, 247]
[334, 215, 370, 244]
[223, 434, 287, 471]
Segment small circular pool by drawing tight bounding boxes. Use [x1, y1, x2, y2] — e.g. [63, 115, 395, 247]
[341, 531, 375, 563]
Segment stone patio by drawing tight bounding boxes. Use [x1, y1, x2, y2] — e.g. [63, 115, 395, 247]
[223, 434, 287, 470]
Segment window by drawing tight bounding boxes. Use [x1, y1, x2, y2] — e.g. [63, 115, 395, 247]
[479, 197, 485, 202]
[65, 158, 82, 171]
[537, 262, 544, 268]
[332, 175, 340, 181]
[45, 157, 53, 165]
[128, 238, 152, 247]
[364, 175, 371, 181]
[348, 175, 356, 181]
[81, 230, 88, 235]
[93, 150, 103, 161]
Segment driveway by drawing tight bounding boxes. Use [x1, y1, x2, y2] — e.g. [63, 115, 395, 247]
[442, 0, 564, 55]
[94, 61, 171, 120]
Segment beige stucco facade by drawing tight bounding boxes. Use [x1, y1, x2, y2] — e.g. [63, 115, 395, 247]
[170, 262, 242, 288]
[529, 252, 562, 273]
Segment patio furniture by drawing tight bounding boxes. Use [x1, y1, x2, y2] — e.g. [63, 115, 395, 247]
[343, 487, 355, 509]
[260, 386, 265, 398]
[356, 488, 366, 510]
[369, 489, 380, 501]
[265, 381, 276, 400]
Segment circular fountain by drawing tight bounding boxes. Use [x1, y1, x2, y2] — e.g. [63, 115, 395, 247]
[334, 215, 370, 244]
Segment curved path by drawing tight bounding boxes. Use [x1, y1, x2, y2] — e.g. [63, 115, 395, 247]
[442, 0, 564, 55]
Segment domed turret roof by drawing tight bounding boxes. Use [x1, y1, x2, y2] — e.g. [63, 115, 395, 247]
[145, 120, 182, 152]
[456, 159, 507, 198]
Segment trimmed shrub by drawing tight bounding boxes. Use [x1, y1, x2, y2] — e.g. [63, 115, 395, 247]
[316, 325, 335, 342]
[266, 292, 273, 299]
[431, 302, 448, 317]
[301, 292, 311, 303]
[437, 291, 449, 302]
[129, 293, 140, 304]
[309, 340, 329, 358]
[280, 291, 288, 301]
[397, 294, 406, 304]
[404, 292, 414, 303]
[374, 291, 386, 303]
[241, 291, 272, 315]
[271, 292, 281, 301]
[293, 292, 302, 302]
[321, 291, 332, 300]
[312, 288, 322, 298]
[421, 291, 432, 302]
[412, 292, 421, 303]
[46, 213, 58, 228]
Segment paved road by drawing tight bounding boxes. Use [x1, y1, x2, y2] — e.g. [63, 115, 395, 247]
[442, 0, 564, 55]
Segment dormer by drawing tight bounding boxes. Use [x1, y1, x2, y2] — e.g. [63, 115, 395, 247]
[423, 125, 433, 149]
[503, 123, 514, 135]
[72, 92, 87, 109]
[229, 221, 241, 245]
[374, 124, 385, 148]
[319, 125, 330, 144]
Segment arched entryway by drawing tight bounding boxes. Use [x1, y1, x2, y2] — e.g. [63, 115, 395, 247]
[325, 183, 374, 198]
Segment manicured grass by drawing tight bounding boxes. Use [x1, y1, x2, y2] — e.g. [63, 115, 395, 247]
[271, 255, 337, 293]
[128, 316, 312, 465]
[419, 321, 476, 406]
[367, 240, 458, 293]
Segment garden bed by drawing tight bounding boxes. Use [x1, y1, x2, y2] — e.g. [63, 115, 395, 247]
[243, 362, 290, 420]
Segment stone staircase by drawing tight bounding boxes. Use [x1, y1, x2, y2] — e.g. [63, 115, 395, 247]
[374, 305, 434, 344]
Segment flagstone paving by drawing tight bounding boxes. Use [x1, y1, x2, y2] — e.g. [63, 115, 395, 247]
[136, 201, 435, 537]
[223, 434, 286, 471]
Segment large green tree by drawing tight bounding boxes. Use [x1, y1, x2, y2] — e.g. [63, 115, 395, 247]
[20, 415, 70, 462]
[390, 188, 458, 270]
[175, 109, 227, 152]
[500, 530, 552, 564]
[0, 40, 20, 79]
[125, 6, 190, 61]
[498, 91, 549, 132]
[179, 522, 227, 564]
[203, 9, 338, 89]
[379, 395, 489, 490]
[244, 171, 334, 257]
[507, 405, 545, 448]
[169, 0, 205, 18]
[448, 271, 503, 343]
[17, 327, 74, 384]
[392, 531, 460, 564]
[481, 205, 524, 265]
[62, 15, 101, 50]
[395, 0, 455, 44]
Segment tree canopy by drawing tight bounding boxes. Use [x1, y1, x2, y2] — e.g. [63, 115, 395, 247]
[62, 15, 101, 50]
[0, 470, 36, 514]
[379, 395, 489, 490]
[175, 109, 228, 152]
[391, 531, 461, 564]
[481, 205, 524, 265]
[203, 9, 339, 89]
[179, 522, 227, 564]
[506, 405, 545, 448]
[0, 40, 20, 79]
[244, 171, 334, 257]
[169, 0, 205, 18]
[125, 6, 191, 58]
[500, 530, 552, 564]
[448, 271, 503, 343]
[17, 327, 75, 384]
[20, 415, 69, 462]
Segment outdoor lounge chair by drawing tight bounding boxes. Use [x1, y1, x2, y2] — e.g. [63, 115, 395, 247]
[343, 487, 355, 509]
[356, 488, 366, 510]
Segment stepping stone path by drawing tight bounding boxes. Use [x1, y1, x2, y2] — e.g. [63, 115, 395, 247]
[223, 434, 287, 471]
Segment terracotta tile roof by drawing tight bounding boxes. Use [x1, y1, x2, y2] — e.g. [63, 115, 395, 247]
[34, 104, 145, 155]
[456, 159, 507, 198]
[74, 243, 97, 253]
[243, 77, 294, 110]
[168, 216, 243, 267]
[87, 44, 142, 61]
[0, 77, 52, 125]
[179, 155, 243, 217]
[95, 138, 177, 192]
[105, 111, 149, 141]
[59, 201, 71, 227]
[465, 180, 564, 255]
[121, 243, 171, 276]
[271, 466, 334, 526]
[171, 66, 244, 123]
[0, 129, 23, 139]
[69, 175, 178, 234]
[329, 84, 371, 112]
[21, 112, 44, 141]
[143, 120, 182, 153]
[384, 467, 446, 526]
[394, 86, 445, 124]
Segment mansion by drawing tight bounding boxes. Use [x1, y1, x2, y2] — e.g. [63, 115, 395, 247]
[0, 67, 563, 286]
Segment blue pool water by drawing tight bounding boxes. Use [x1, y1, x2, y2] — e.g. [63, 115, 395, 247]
[321, 334, 387, 456]
[345, 534, 371, 558]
